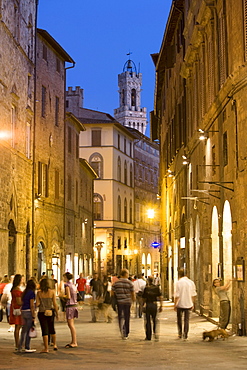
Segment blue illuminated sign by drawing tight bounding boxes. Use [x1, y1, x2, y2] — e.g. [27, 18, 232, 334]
[151, 241, 160, 248]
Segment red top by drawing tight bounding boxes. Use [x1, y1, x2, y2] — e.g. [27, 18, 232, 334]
[9, 289, 22, 325]
[76, 278, 86, 291]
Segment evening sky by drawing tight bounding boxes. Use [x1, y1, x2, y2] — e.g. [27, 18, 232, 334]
[38, 0, 172, 135]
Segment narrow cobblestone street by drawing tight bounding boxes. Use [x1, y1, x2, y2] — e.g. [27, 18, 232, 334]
[0, 301, 247, 370]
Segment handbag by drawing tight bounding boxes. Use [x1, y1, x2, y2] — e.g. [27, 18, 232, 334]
[29, 325, 37, 338]
[44, 309, 53, 316]
[13, 308, 21, 316]
[39, 294, 53, 316]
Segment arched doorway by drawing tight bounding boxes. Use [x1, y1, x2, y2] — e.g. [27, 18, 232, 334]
[38, 241, 46, 279]
[8, 219, 16, 275]
[222, 200, 232, 317]
[142, 253, 146, 276]
[211, 206, 220, 316]
[147, 253, 151, 276]
[211, 206, 219, 278]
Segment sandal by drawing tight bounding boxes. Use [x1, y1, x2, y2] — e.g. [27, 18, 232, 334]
[65, 344, 77, 348]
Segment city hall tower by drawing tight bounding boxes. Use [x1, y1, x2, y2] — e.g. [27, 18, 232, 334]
[114, 59, 147, 135]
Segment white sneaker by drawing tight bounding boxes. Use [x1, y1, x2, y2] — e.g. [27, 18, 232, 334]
[8, 327, 14, 332]
[25, 349, 36, 353]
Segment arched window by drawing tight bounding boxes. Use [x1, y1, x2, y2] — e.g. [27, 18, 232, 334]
[93, 193, 103, 220]
[117, 156, 121, 182]
[89, 152, 103, 179]
[118, 196, 121, 221]
[129, 200, 133, 224]
[131, 89, 136, 106]
[130, 164, 133, 187]
[124, 160, 128, 184]
[124, 198, 127, 222]
[137, 122, 140, 131]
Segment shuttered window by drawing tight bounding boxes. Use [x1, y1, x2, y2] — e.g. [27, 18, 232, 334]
[92, 130, 101, 146]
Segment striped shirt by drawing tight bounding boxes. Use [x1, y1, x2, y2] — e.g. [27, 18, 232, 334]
[112, 278, 134, 304]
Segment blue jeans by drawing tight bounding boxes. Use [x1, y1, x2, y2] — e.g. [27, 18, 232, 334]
[18, 311, 33, 350]
[117, 303, 131, 338]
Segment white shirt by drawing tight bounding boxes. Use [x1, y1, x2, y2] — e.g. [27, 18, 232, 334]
[174, 277, 197, 308]
[3, 283, 12, 303]
[133, 278, 146, 294]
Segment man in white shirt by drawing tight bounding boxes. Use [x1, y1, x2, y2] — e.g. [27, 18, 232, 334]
[133, 274, 146, 318]
[174, 269, 197, 340]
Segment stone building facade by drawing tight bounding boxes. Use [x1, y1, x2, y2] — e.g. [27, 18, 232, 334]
[33, 29, 75, 280]
[66, 89, 136, 276]
[0, 3, 96, 282]
[153, 0, 247, 332]
[132, 132, 160, 278]
[0, 0, 37, 277]
[67, 64, 160, 278]
[114, 58, 160, 277]
[64, 112, 96, 279]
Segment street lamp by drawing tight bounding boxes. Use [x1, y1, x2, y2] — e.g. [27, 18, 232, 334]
[95, 241, 104, 278]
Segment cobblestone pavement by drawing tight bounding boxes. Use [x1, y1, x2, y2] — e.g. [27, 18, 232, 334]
[0, 301, 247, 370]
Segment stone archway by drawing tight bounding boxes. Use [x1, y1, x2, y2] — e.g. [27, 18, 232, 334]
[222, 200, 232, 313]
[8, 219, 16, 275]
[37, 241, 46, 279]
[211, 206, 220, 317]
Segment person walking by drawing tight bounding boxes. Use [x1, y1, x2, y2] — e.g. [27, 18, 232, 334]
[9, 274, 23, 350]
[76, 273, 86, 303]
[18, 279, 36, 353]
[142, 276, 163, 341]
[133, 274, 146, 318]
[63, 272, 78, 348]
[111, 269, 135, 340]
[36, 278, 58, 353]
[174, 269, 197, 340]
[213, 278, 231, 329]
[102, 275, 113, 323]
[90, 273, 103, 322]
[1, 275, 14, 331]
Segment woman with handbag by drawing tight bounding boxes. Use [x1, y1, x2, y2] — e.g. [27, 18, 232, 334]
[36, 278, 58, 353]
[63, 272, 78, 348]
[18, 279, 36, 352]
[9, 274, 22, 350]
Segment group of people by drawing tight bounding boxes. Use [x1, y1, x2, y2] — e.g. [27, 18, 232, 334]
[0, 269, 231, 351]
[0, 272, 78, 352]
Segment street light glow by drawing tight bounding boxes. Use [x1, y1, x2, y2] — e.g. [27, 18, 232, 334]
[147, 209, 155, 219]
[0, 131, 11, 139]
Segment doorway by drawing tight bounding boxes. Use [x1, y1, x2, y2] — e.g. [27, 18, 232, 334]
[8, 219, 16, 275]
